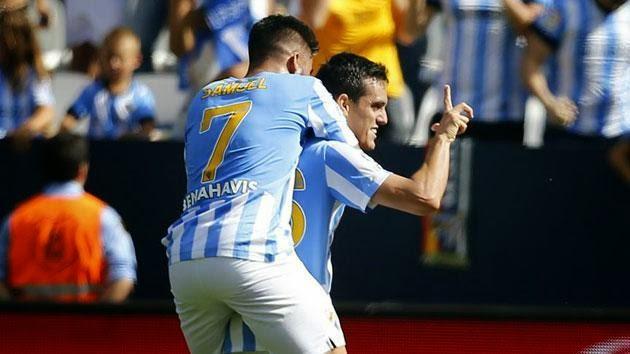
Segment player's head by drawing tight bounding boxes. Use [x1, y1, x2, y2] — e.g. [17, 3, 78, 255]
[0, 8, 46, 85]
[317, 52, 388, 151]
[247, 15, 318, 76]
[42, 133, 89, 185]
[100, 27, 141, 83]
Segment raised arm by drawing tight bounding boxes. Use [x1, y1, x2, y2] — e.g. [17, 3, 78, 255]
[371, 85, 472, 215]
[405, 0, 438, 40]
[522, 32, 576, 126]
[502, 0, 544, 34]
[169, 0, 206, 57]
[299, 0, 330, 30]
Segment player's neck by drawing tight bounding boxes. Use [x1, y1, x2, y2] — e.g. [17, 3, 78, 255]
[246, 61, 290, 77]
[105, 77, 133, 95]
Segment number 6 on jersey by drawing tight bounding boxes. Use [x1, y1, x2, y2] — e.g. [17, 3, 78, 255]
[199, 101, 252, 182]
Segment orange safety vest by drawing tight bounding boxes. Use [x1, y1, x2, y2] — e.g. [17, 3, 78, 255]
[7, 193, 107, 302]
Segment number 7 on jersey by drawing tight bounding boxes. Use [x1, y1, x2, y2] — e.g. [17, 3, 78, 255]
[199, 101, 252, 182]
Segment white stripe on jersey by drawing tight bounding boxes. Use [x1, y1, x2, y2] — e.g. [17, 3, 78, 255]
[190, 202, 220, 259]
[307, 103, 327, 136]
[216, 194, 249, 258]
[248, 193, 275, 259]
[325, 166, 371, 210]
[327, 142, 390, 184]
[228, 317, 246, 352]
[169, 222, 184, 264]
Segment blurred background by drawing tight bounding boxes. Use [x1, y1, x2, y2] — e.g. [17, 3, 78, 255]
[0, 0, 629, 353]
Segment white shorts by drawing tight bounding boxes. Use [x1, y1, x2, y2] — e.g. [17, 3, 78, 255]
[168, 253, 345, 354]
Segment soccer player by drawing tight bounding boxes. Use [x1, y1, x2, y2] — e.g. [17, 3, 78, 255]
[222, 53, 473, 353]
[162, 15, 359, 354]
[60, 27, 157, 140]
[522, 0, 629, 141]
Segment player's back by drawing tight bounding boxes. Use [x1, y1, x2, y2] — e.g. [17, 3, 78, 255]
[164, 72, 355, 265]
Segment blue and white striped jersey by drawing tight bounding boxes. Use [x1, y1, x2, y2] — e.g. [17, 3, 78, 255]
[177, 0, 252, 90]
[532, 0, 630, 138]
[0, 69, 54, 138]
[293, 139, 391, 292]
[163, 73, 358, 265]
[428, 0, 546, 122]
[68, 79, 156, 139]
[222, 138, 390, 353]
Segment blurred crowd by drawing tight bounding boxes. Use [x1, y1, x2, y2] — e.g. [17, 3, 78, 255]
[0, 0, 628, 147]
[0, 0, 628, 303]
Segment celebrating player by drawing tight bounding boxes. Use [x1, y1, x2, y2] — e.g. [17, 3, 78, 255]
[222, 52, 473, 353]
[162, 15, 358, 354]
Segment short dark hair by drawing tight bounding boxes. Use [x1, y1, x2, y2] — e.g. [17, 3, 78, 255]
[248, 15, 319, 67]
[42, 133, 89, 183]
[316, 52, 388, 102]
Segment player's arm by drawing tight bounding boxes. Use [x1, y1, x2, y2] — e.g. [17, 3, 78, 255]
[371, 85, 472, 215]
[502, 0, 544, 34]
[99, 207, 136, 303]
[522, 24, 577, 126]
[405, 0, 438, 40]
[11, 77, 55, 139]
[300, 0, 330, 30]
[60, 86, 92, 133]
[169, 0, 206, 57]
[12, 105, 54, 139]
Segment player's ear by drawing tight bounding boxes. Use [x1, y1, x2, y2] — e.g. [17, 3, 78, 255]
[287, 53, 302, 75]
[336, 93, 350, 117]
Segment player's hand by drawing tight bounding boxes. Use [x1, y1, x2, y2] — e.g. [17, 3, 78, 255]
[547, 96, 577, 127]
[431, 85, 473, 141]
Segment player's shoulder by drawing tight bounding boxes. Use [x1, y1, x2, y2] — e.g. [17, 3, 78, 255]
[259, 72, 320, 95]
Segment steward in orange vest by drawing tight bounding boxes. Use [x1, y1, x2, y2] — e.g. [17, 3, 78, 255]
[0, 134, 136, 303]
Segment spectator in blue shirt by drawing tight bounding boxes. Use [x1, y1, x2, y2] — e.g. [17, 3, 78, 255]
[61, 27, 157, 140]
[0, 7, 54, 142]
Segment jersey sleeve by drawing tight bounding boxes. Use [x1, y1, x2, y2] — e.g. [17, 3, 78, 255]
[32, 77, 55, 107]
[68, 86, 93, 120]
[531, 1, 565, 49]
[100, 206, 137, 282]
[323, 141, 391, 212]
[132, 85, 156, 123]
[307, 79, 359, 146]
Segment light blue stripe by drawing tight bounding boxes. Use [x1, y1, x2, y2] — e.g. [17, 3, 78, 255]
[500, 24, 514, 120]
[178, 217, 198, 262]
[204, 201, 233, 258]
[571, 0, 589, 104]
[222, 320, 232, 353]
[232, 195, 259, 259]
[242, 322, 256, 351]
[450, 0, 462, 105]
[594, 19, 616, 134]
[472, 5, 490, 119]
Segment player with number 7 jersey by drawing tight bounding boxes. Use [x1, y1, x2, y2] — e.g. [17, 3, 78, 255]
[163, 71, 357, 265]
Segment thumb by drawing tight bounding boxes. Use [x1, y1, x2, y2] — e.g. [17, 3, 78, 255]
[430, 123, 440, 132]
